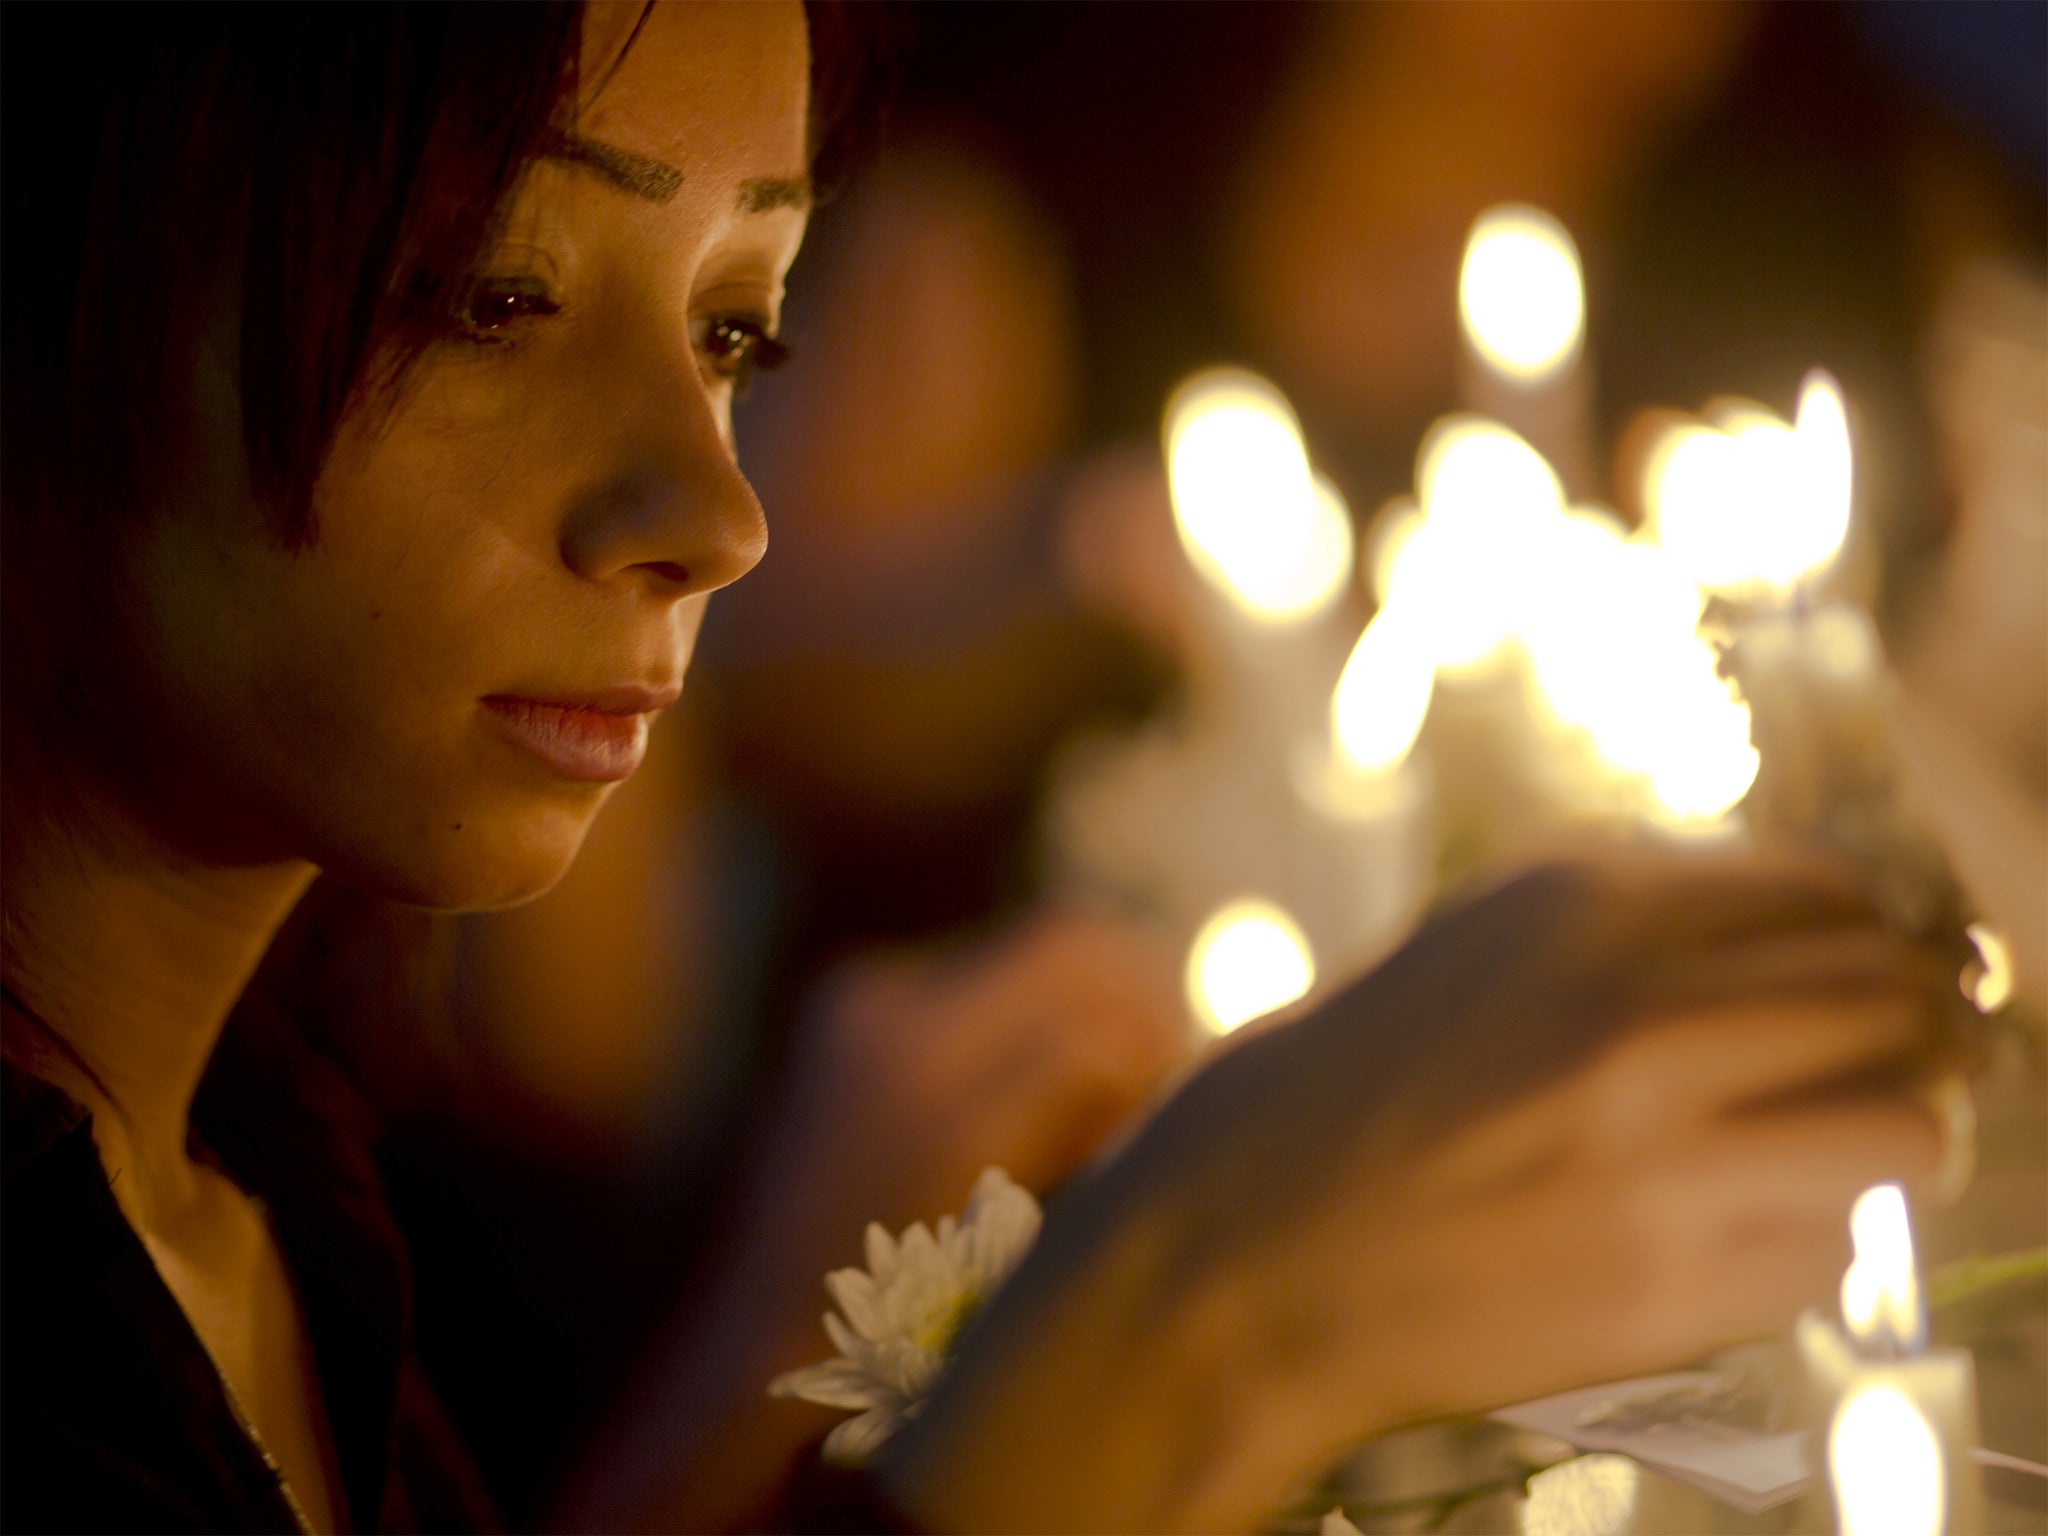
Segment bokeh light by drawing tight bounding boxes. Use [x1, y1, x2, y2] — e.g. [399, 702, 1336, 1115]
[1459, 204, 1586, 384]
[1517, 521, 1753, 823]
[1164, 368, 1351, 622]
[1407, 417, 1565, 672]
[1332, 602, 1435, 776]
[1365, 499, 1427, 606]
[1186, 899, 1315, 1036]
[1642, 372, 1854, 600]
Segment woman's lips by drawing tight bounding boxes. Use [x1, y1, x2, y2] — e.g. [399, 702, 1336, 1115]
[479, 695, 656, 783]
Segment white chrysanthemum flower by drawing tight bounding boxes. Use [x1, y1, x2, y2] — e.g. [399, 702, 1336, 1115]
[1519, 1454, 1640, 1536]
[769, 1167, 1043, 1465]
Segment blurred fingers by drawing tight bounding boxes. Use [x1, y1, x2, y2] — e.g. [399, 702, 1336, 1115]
[1581, 991, 1932, 1151]
[1572, 1099, 1944, 1366]
[1628, 920, 1954, 1022]
[1590, 845, 1880, 950]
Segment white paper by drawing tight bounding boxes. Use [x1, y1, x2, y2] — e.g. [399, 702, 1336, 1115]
[1491, 1371, 1811, 1515]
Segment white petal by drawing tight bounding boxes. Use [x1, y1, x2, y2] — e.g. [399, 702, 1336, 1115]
[823, 1311, 861, 1359]
[1321, 1508, 1366, 1536]
[897, 1342, 946, 1398]
[821, 1408, 903, 1468]
[958, 1168, 1041, 1286]
[896, 1221, 940, 1271]
[767, 1361, 889, 1411]
[863, 1221, 899, 1280]
[826, 1267, 887, 1340]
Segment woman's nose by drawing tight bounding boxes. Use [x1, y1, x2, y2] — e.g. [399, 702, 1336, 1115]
[557, 364, 769, 599]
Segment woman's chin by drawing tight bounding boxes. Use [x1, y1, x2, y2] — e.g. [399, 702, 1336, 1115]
[322, 803, 598, 911]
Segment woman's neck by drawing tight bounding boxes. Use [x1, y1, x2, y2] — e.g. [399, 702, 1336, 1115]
[2, 773, 314, 1227]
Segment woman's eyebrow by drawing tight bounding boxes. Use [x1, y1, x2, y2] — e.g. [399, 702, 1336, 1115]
[544, 133, 812, 215]
[546, 134, 683, 202]
[738, 176, 813, 214]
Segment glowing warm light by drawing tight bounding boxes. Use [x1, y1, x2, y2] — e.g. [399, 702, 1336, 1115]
[1164, 369, 1350, 622]
[1566, 503, 1628, 541]
[1186, 899, 1315, 1037]
[1640, 690, 1759, 824]
[1643, 421, 1755, 594]
[1519, 1454, 1639, 1536]
[1306, 471, 1360, 616]
[1841, 1183, 1925, 1353]
[1829, 1383, 1945, 1536]
[1366, 499, 1427, 605]
[1458, 204, 1586, 384]
[1418, 416, 1565, 526]
[1408, 418, 1565, 671]
[1516, 521, 1753, 822]
[1332, 602, 1435, 775]
[1965, 923, 2014, 1014]
[1792, 370, 1854, 580]
[1642, 373, 1855, 599]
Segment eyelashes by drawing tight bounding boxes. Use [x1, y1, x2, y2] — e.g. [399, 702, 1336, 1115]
[442, 276, 790, 393]
[698, 314, 791, 394]
[450, 275, 561, 342]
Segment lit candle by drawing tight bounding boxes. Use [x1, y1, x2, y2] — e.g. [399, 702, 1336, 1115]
[1644, 371, 1895, 858]
[1161, 365, 1358, 773]
[1797, 1184, 1983, 1534]
[1829, 1383, 1946, 1536]
[1162, 366, 1353, 629]
[1284, 598, 1438, 976]
[1641, 371, 1856, 607]
[1458, 204, 1595, 498]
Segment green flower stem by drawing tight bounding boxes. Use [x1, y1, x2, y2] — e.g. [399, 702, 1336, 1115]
[1926, 1246, 2048, 1313]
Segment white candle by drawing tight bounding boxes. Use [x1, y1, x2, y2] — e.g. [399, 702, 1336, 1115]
[1830, 1383, 1945, 1536]
[1797, 1185, 1983, 1535]
[1457, 204, 1596, 498]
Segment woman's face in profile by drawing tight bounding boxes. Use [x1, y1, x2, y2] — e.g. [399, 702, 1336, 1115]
[123, 1, 811, 908]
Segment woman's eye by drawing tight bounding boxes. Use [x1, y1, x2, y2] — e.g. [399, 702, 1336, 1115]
[699, 315, 791, 392]
[453, 276, 560, 343]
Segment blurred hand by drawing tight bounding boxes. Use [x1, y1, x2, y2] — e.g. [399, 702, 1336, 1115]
[568, 908, 1185, 1533]
[780, 910, 1188, 1235]
[882, 850, 1959, 1533]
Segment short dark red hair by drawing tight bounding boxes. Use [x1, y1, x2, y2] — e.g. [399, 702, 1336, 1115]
[3, 4, 585, 549]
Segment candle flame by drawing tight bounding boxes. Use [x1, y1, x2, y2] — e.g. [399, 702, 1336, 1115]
[1163, 369, 1351, 623]
[1642, 371, 1855, 599]
[1516, 519, 1755, 824]
[1332, 602, 1435, 776]
[1841, 1183, 1925, 1353]
[1406, 417, 1564, 672]
[1459, 205, 1586, 384]
[1828, 1382, 1945, 1536]
[1793, 370, 1854, 580]
[1186, 899, 1315, 1037]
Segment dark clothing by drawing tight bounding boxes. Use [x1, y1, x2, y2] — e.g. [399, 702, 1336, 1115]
[1, 999, 499, 1534]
